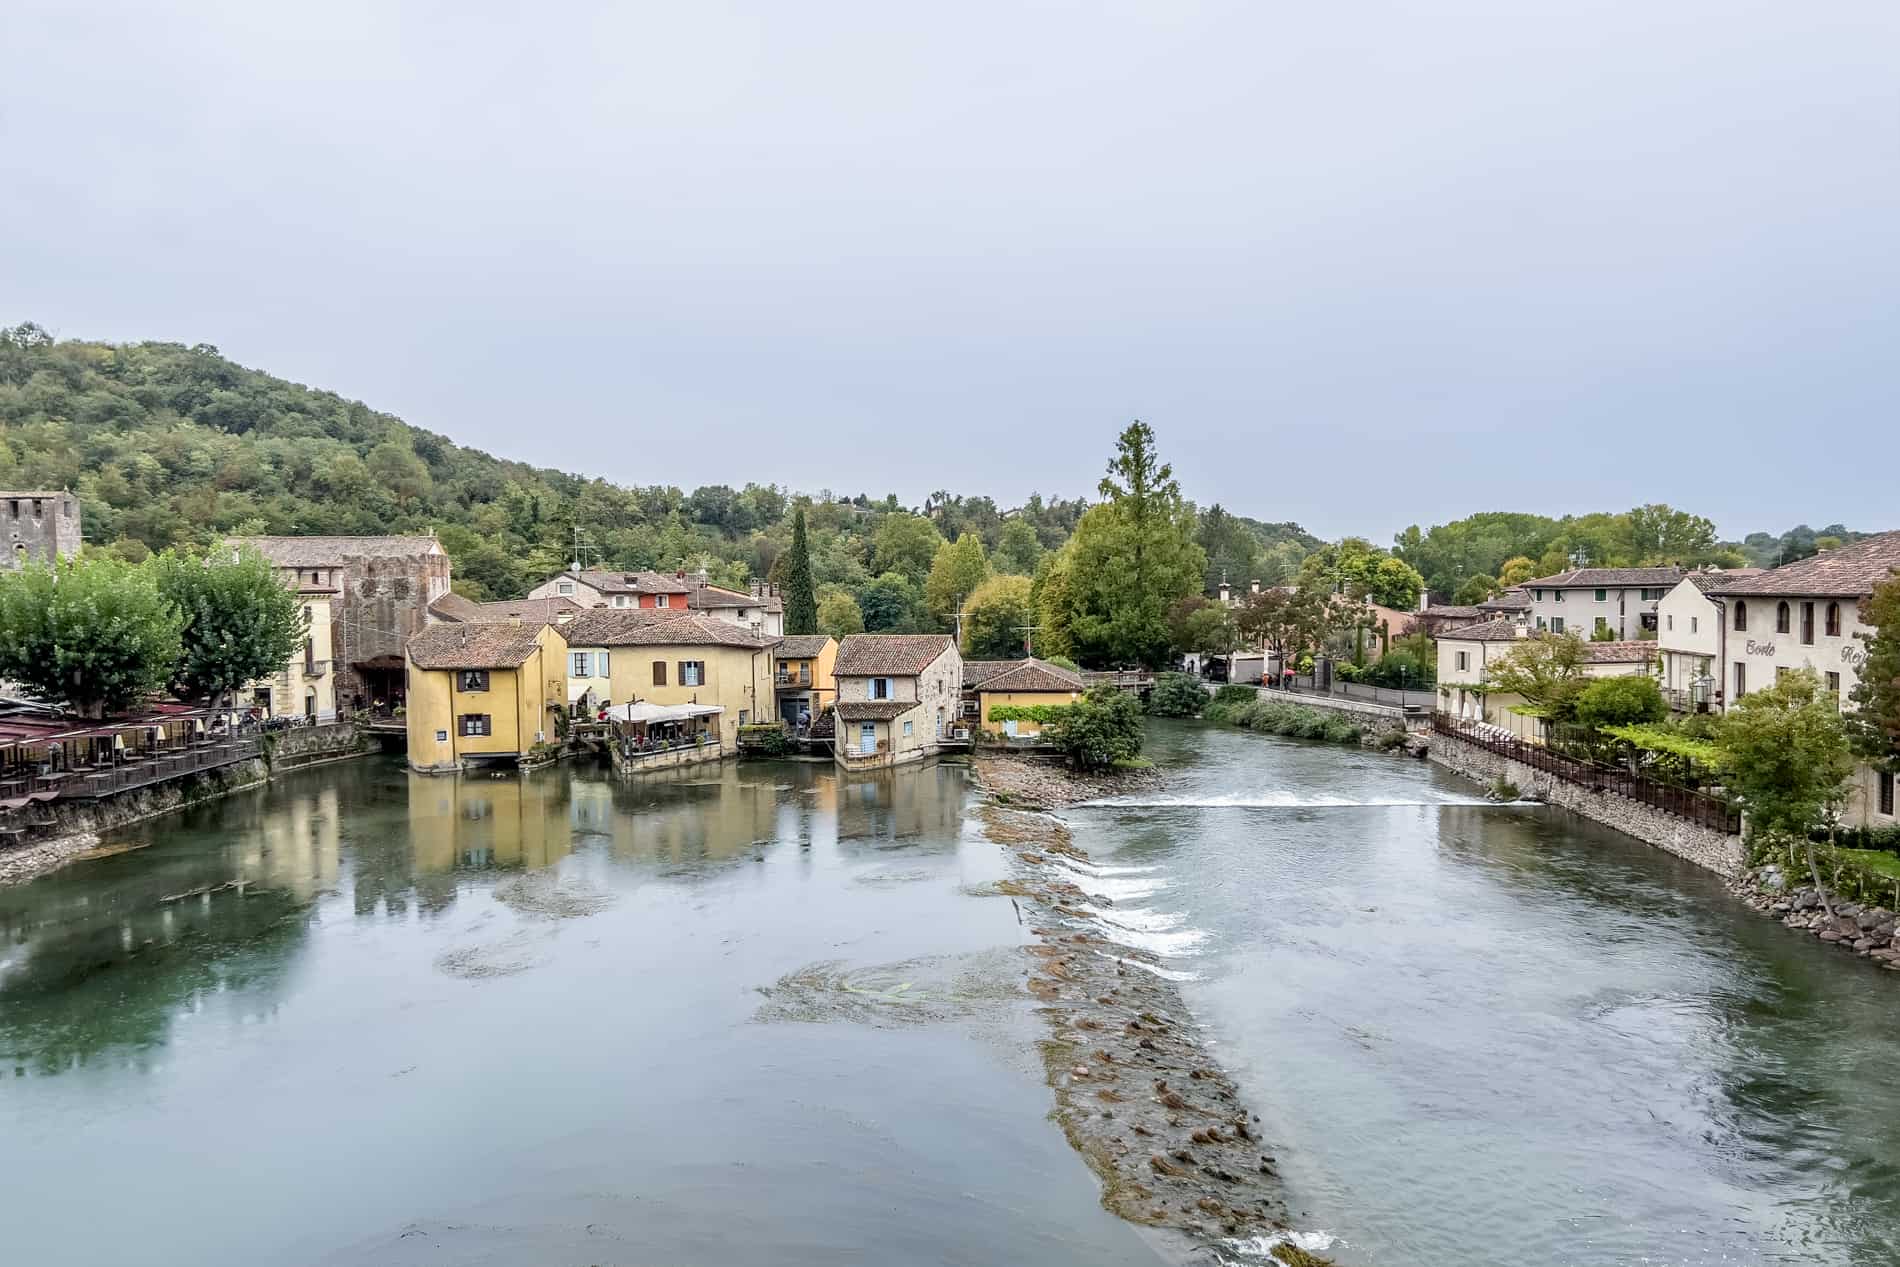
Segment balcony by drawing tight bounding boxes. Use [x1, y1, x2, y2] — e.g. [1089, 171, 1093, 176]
[303, 660, 330, 678]
[774, 672, 812, 689]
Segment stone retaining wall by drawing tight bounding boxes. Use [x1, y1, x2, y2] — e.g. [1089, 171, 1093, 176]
[1252, 688, 1423, 735]
[1430, 732, 1745, 878]
[268, 722, 371, 770]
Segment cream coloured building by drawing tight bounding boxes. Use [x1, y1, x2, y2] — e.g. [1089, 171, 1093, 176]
[1654, 570, 1764, 713]
[832, 634, 964, 768]
[1437, 619, 1657, 743]
[1524, 566, 1682, 640]
[243, 558, 339, 722]
[559, 609, 779, 748]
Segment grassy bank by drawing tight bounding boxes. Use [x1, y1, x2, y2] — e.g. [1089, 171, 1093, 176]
[1202, 689, 1365, 747]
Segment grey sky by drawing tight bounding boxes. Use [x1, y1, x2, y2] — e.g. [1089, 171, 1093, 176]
[6, 1, 1896, 543]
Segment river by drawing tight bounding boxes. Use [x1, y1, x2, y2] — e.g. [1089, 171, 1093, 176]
[2, 730, 1897, 1265]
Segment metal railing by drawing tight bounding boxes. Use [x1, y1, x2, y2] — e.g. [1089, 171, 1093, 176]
[1267, 674, 1437, 709]
[1432, 713, 1739, 834]
[55, 736, 264, 801]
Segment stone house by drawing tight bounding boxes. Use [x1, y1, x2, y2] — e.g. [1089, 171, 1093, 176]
[832, 634, 963, 768]
[2, 491, 81, 569]
[235, 535, 453, 713]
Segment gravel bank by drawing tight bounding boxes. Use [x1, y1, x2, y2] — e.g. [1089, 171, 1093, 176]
[971, 752, 1164, 810]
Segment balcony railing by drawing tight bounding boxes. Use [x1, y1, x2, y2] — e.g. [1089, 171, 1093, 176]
[774, 672, 812, 688]
[303, 660, 329, 678]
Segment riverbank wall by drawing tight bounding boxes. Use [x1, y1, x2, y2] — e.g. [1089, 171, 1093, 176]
[1429, 731, 1745, 878]
[1242, 688, 1424, 738]
[1, 723, 372, 886]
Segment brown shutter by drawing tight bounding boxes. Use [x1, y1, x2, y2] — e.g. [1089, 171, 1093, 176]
[653, 661, 667, 686]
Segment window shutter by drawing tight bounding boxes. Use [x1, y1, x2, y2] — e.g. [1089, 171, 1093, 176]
[654, 661, 667, 686]
[600, 651, 610, 677]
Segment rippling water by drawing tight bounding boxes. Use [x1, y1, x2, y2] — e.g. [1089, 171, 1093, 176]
[1067, 722, 1900, 1267]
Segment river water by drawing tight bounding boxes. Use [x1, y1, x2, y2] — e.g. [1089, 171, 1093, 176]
[3, 731, 1898, 1265]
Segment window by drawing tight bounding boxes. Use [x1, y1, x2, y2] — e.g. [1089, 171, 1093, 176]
[1550, 617, 1565, 634]
[458, 714, 491, 737]
[1733, 662, 1746, 698]
[652, 660, 667, 686]
[5, 500, 15, 517]
[614, 595, 628, 608]
[31, 499, 41, 516]
[656, 594, 669, 608]
[598, 651, 609, 677]
[572, 652, 591, 678]
[557, 581, 574, 595]
[1690, 616, 1698, 634]
[1667, 614, 1674, 631]
[457, 670, 489, 692]
[679, 661, 705, 686]
[738, 710, 748, 725]
[1534, 589, 1544, 601]
[1594, 617, 1610, 637]
[1734, 601, 1747, 632]
[1881, 771, 1895, 818]
[870, 677, 893, 700]
[903, 719, 914, 737]
[1776, 601, 1790, 634]
[1535, 616, 1547, 630]
[1554, 590, 1564, 603]
[1826, 671, 1841, 697]
[1594, 588, 1607, 602]
[1456, 650, 1469, 672]
[1826, 603, 1841, 637]
[1801, 601, 1815, 645]
[302, 605, 311, 622]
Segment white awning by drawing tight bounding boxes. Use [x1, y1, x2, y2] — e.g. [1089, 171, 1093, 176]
[609, 702, 725, 724]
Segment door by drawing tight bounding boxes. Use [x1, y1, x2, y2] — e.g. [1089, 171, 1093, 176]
[860, 722, 877, 753]
[1003, 719, 1019, 738]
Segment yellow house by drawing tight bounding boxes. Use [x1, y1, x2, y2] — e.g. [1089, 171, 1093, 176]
[772, 634, 838, 727]
[971, 657, 1084, 738]
[562, 610, 778, 749]
[405, 621, 569, 771]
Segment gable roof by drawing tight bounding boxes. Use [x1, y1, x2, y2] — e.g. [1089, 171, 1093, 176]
[975, 658, 1085, 695]
[407, 622, 551, 670]
[1579, 639, 1658, 664]
[1522, 566, 1685, 590]
[232, 535, 444, 567]
[776, 634, 834, 659]
[1418, 605, 1485, 620]
[834, 700, 920, 721]
[1682, 568, 1763, 593]
[429, 593, 582, 625]
[563, 610, 779, 650]
[564, 569, 692, 595]
[1478, 588, 1531, 611]
[1707, 532, 1900, 598]
[962, 659, 1021, 688]
[835, 634, 957, 677]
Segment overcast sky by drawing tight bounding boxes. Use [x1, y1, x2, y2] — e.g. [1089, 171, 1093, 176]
[6, 1, 1896, 543]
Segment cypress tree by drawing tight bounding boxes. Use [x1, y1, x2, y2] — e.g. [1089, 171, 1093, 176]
[784, 506, 818, 634]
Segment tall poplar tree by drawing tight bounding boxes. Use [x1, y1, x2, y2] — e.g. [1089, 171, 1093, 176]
[783, 507, 818, 635]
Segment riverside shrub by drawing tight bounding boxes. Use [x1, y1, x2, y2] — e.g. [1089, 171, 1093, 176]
[1214, 697, 1359, 746]
[1147, 672, 1208, 717]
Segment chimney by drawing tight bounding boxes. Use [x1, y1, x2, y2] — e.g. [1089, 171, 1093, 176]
[1249, 580, 1260, 595]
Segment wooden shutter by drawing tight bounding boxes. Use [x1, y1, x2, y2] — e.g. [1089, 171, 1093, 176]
[653, 660, 667, 686]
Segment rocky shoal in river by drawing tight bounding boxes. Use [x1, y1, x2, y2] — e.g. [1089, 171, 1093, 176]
[1733, 860, 1900, 970]
[971, 752, 1166, 810]
[970, 757, 1335, 1267]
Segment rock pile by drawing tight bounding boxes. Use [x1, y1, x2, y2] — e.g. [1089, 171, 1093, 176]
[1734, 862, 1900, 969]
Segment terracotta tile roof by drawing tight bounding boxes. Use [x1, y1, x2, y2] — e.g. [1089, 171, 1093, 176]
[1683, 568, 1763, 593]
[972, 658, 1085, 694]
[687, 584, 783, 614]
[1437, 617, 1527, 643]
[563, 610, 779, 650]
[835, 634, 958, 677]
[962, 660, 1021, 688]
[560, 569, 692, 594]
[776, 635, 834, 658]
[1707, 532, 1900, 598]
[1478, 589, 1531, 611]
[429, 593, 583, 625]
[1522, 567, 1685, 589]
[232, 535, 445, 566]
[1419, 605, 1485, 619]
[1579, 640, 1659, 664]
[407, 623, 548, 670]
[834, 700, 919, 721]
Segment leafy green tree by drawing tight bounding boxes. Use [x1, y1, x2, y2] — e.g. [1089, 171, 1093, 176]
[961, 574, 1036, 659]
[1300, 538, 1425, 610]
[923, 532, 989, 628]
[154, 547, 305, 705]
[871, 514, 944, 586]
[1171, 597, 1238, 660]
[782, 507, 818, 635]
[1717, 670, 1856, 905]
[859, 571, 924, 633]
[1847, 573, 1900, 774]
[1576, 675, 1666, 732]
[1235, 581, 1339, 668]
[1147, 672, 1208, 718]
[1196, 503, 1259, 594]
[1045, 686, 1145, 771]
[1043, 422, 1205, 668]
[0, 557, 183, 717]
[1481, 633, 1590, 724]
[992, 518, 1044, 576]
[816, 588, 864, 639]
[1453, 575, 1498, 605]
[1496, 556, 1537, 587]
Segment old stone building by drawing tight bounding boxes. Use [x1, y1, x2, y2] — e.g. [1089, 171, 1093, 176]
[233, 534, 452, 712]
[3, 491, 82, 568]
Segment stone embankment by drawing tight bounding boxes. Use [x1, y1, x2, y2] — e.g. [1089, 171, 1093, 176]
[1733, 862, 1900, 972]
[970, 755, 1335, 1266]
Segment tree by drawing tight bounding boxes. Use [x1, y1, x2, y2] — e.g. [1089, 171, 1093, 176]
[859, 571, 923, 633]
[1043, 422, 1206, 668]
[1300, 538, 1425, 610]
[1848, 573, 1900, 774]
[154, 547, 305, 705]
[923, 532, 989, 628]
[1625, 503, 1718, 565]
[871, 514, 944, 586]
[1196, 503, 1259, 595]
[1236, 582, 1339, 667]
[1496, 556, 1538, 587]
[816, 588, 864, 639]
[1171, 597, 1239, 660]
[992, 518, 1043, 576]
[1454, 575, 1498, 605]
[781, 507, 818, 635]
[961, 574, 1036, 660]
[1717, 671, 1855, 905]
[1147, 672, 1207, 718]
[0, 557, 183, 717]
[1045, 686, 1145, 771]
[1481, 633, 1590, 724]
[1576, 675, 1666, 732]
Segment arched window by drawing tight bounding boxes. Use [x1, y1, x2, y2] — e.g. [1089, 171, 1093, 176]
[1776, 601, 1791, 634]
[1734, 600, 1747, 632]
[1826, 602, 1841, 637]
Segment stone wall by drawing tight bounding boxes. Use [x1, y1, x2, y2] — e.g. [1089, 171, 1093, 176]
[1245, 687, 1423, 735]
[268, 721, 371, 770]
[1430, 732, 1746, 878]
